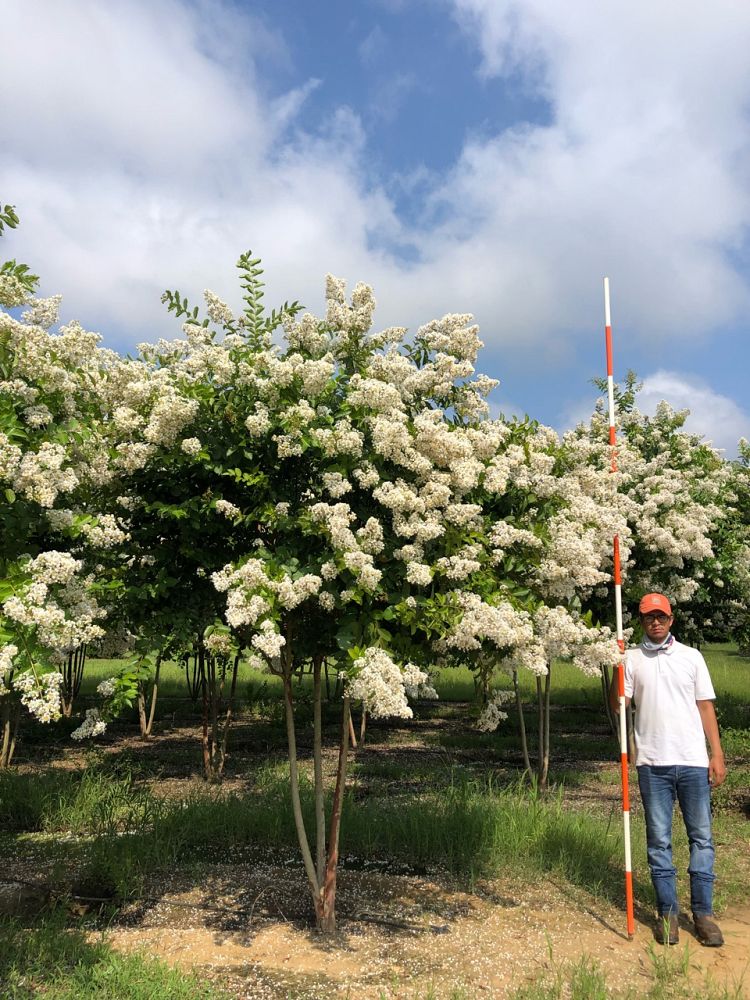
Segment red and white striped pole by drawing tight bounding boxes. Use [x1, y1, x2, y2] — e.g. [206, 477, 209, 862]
[604, 276, 635, 940]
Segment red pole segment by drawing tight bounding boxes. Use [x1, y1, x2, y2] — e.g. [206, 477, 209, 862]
[604, 277, 635, 940]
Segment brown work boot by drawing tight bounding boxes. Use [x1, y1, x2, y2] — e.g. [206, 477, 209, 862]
[654, 914, 679, 945]
[693, 914, 724, 947]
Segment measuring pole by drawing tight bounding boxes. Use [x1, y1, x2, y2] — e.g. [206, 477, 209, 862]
[604, 276, 635, 939]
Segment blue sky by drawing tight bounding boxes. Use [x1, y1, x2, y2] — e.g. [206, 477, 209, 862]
[2, 0, 750, 452]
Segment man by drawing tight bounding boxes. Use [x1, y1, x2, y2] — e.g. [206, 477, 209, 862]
[610, 593, 727, 946]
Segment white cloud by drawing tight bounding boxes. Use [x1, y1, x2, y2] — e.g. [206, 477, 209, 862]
[1, 0, 403, 342]
[431, 0, 750, 344]
[1, 0, 749, 433]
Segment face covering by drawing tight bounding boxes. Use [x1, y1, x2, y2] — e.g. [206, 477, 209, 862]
[642, 633, 673, 652]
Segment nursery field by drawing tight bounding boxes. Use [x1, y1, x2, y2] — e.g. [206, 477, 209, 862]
[1, 645, 749, 999]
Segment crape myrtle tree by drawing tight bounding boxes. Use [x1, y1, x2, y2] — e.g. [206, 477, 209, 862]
[92, 251, 586, 931]
[0, 208, 119, 765]
[466, 417, 625, 786]
[586, 376, 738, 633]
[570, 375, 747, 732]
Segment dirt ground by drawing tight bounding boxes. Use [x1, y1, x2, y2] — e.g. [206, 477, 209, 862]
[97, 862, 750, 999]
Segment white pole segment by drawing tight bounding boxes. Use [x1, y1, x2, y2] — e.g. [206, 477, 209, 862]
[604, 277, 611, 326]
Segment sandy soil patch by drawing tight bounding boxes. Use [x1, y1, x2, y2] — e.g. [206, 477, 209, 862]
[97, 863, 750, 999]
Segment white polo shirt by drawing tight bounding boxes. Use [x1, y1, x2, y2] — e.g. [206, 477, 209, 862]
[624, 637, 715, 767]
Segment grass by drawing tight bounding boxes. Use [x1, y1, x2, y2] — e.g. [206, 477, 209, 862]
[506, 946, 748, 1000]
[0, 913, 228, 999]
[1, 763, 650, 904]
[0, 764, 157, 835]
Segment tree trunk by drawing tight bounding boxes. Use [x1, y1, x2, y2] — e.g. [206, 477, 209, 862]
[1, 698, 21, 769]
[185, 649, 204, 703]
[217, 654, 240, 776]
[348, 712, 357, 749]
[199, 646, 213, 781]
[282, 653, 322, 914]
[313, 657, 326, 886]
[61, 644, 87, 717]
[315, 695, 350, 934]
[137, 686, 148, 738]
[541, 662, 551, 789]
[536, 676, 543, 786]
[512, 669, 532, 777]
[201, 652, 239, 782]
[145, 655, 162, 736]
[535, 663, 552, 790]
[359, 706, 367, 745]
[478, 665, 491, 707]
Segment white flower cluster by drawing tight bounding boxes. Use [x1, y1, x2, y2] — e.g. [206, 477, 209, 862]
[325, 275, 376, 336]
[181, 437, 202, 456]
[13, 443, 79, 508]
[215, 499, 241, 520]
[22, 295, 62, 330]
[0, 273, 30, 307]
[13, 669, 63, 723]
[2, 551, 106, 652]
[322, 472, 352, 498]
[71, 707, 107, 741]
[143, 388, 199, 447]
[0, 643, 18, 695]
[212, 560, 322, 660]
[531, 605, 622, 678]
[346, 648, 427, 719]
[204, 631, 235, 657]
[436, 592, 534, 657]
[78, 513, 130, 548]
[204, 289, 234, 327]
[309, 502, 383, 591]
[477, 689, 514, 732]
[402, 663, 438, 701]
[96, 677, 117, 698]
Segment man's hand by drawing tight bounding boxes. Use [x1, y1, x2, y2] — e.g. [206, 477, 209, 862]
[697, 700, 726, 787]
[709, 754, 727, 788]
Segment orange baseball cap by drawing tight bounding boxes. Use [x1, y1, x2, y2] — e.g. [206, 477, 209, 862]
[639, 593, 672, 616]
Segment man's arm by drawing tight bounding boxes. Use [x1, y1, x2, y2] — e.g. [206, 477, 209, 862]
[697, 699, 727, 787]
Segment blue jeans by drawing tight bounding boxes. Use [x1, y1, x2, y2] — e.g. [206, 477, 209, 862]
[637, 765, 715, 917]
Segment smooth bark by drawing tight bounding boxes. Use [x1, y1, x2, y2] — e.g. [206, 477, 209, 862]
[202, 650, 240, 781]
[283, 658, 321, 904]
[313, 657, 326, 886]
[137, 654, 162, 739]
[61, 644, 87, 717]
[535, 662, 552, 789]
[541, 661, 551, 789]
[512, 669, 532, 776]
[281, 640, 352, 934]
[1, 699, 20, 769]
[316, 695, 350, 934]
